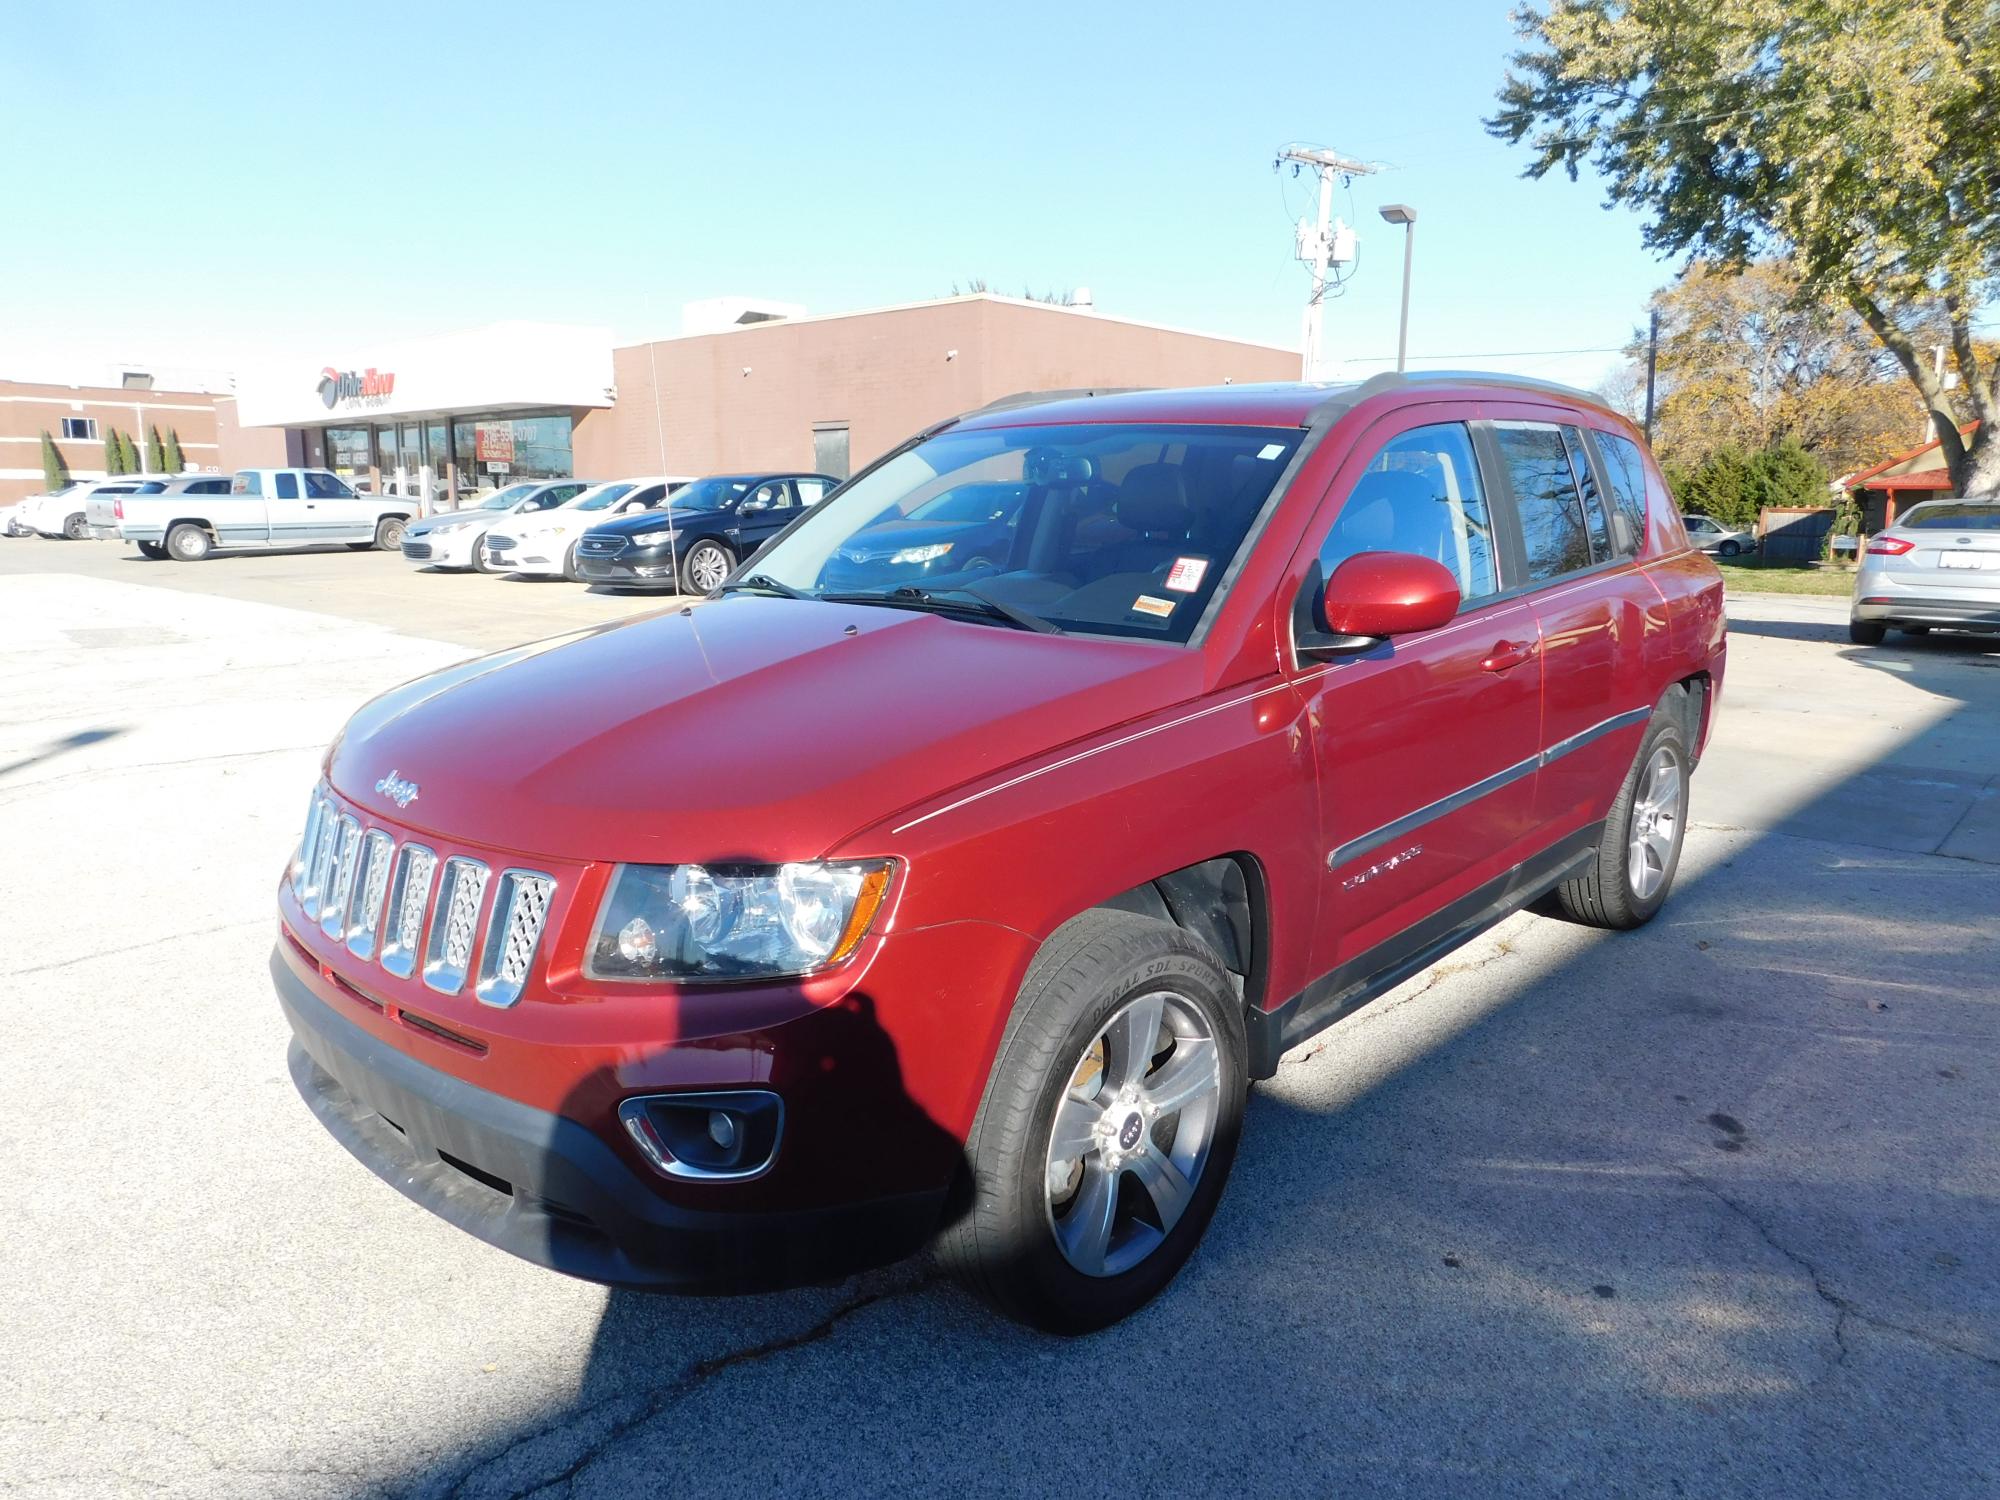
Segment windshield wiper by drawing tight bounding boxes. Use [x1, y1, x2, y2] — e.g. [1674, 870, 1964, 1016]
[719, 573, 806, 599]
[827, 584, 1063, 634]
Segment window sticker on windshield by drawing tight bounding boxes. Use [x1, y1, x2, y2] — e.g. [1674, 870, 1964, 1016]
[1164, 557, 1208, 593]
[1130, 594, 1176, 619]
[1257, 443, 1286, 460]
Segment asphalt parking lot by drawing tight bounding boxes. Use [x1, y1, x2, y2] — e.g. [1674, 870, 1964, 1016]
[3, 538, 1996, 1498]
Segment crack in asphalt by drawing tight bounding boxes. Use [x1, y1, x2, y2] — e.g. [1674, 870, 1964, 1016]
[437, 1272, 937, 1500]
[1675, 1167, 2000, 1378]
[2, 919, 270, 980]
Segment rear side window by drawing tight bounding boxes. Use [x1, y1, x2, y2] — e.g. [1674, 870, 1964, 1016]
[232, 474, 262, 497]
[1901, 504, 2000, 530]
[1492, 423, 1592, 581]
[796, 478, 831, 505]
[275, 472, 300, 500]
[1594, 433, 1651, 551]
[626, 485, 666, 509]
[194, 479, 229, 495]
[1319, 422, 1498, 602]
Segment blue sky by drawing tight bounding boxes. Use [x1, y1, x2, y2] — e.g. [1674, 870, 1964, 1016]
[2, 0, 1673, 392]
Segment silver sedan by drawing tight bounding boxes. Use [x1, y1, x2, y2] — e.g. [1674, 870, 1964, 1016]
[1849, 497, 2000, 644]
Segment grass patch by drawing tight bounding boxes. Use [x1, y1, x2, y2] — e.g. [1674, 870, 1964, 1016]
[1714, 556, 1857, 597]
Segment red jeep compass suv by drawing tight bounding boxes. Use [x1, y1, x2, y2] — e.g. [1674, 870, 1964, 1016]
[273, 374, 1724, 1331]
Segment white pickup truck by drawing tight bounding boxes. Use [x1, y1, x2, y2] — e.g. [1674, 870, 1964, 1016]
[116, 468, 417, 561]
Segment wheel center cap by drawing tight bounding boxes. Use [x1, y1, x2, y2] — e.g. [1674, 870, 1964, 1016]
[1117, 1111, 1145, 1153]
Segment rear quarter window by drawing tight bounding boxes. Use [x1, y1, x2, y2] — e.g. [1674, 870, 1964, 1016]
[1593, 433, 1651, 549]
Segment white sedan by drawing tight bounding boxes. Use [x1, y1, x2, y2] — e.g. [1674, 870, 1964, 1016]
[482, 476, 692, 579]
[397, 480, 591, 570]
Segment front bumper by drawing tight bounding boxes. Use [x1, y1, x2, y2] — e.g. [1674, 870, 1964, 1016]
[577, 550, 680, 588]
[1852, 595, 2000, 632]
[485, 539, 563, 576]
[274, 945, 948, 1291]
[404, 530, 482, 567]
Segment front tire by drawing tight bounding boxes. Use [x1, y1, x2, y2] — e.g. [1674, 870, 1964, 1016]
[1718, 539, 1742, 557]
[1849, 618, 1887, 645]
[373, 516, 407, 551]
[940, 910, 1247, 1333]
[680, 539, 733, 595]
[1549, 704, 1690, 930]
[562, 540, 582, 582]
[165, 523, 212, 562]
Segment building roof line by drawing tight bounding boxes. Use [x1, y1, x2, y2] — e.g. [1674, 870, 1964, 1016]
[617, 292, 1297, 358]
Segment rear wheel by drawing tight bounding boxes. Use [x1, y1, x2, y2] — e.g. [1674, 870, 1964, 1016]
[940, 910, 1246, 1333]
[1550, 705, 1690, 930]
[680, 539, 733, 595]
[165, 523, 211, 562]
[1849, 618, 1887, 645]
[136, 541, 167, 560]
[373, 516, 407, 551]
[62, 513, 86, 540]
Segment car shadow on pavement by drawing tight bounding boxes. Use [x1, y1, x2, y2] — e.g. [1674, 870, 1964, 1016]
[1726, 613, 2000, 655]
[386, 668, 2000, 1500]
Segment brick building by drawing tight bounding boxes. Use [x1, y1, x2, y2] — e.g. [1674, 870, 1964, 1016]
[0, 377, 225, 505]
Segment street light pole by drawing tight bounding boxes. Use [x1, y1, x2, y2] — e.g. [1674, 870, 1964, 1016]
[1379, 204, 1418, 374]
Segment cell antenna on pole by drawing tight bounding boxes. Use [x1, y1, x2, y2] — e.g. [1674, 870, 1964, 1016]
[1275, 143, 1379, 381]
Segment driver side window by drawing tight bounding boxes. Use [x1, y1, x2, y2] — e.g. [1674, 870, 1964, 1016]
[1318, 423, 1498, 603]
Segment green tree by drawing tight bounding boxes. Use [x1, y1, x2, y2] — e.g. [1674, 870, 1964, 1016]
[115, 430, 138, 474]
[146, 424, 166, 474]
[164, 428, 184, 473]
[1490, 1, 2000, 493]
[103, 428, 123, 474]
[1749, 439, 1830, 511]
[39, 430, 69, 492]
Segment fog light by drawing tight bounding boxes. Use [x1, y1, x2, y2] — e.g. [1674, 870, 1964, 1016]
[707, 1110, 737, 1150]
[617, 1091, 784, 1181]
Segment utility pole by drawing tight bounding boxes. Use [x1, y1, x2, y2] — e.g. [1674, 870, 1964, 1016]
[1276, 144, 1376, 380]
[1643, 309, 1659, 441]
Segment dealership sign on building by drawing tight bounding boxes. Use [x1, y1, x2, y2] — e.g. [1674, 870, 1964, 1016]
[232, 323, 614, 430]
[316, 367, 397, 411]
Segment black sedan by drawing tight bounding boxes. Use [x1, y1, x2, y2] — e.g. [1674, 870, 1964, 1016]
[574, 472, 839, 593]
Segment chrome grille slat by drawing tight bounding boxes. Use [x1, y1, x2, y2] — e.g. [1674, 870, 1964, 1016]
[319, 814, 363, 939]
[476, 870, 555, 1008]
[288, 792, 557, 1002]
[380, 844, 437, 980]
[345, 830, 396, 960]
[423, 857, 491, 995]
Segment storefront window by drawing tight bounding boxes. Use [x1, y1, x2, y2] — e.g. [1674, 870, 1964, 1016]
[461, 413, 573, 486]
[325, 427, 370, 478]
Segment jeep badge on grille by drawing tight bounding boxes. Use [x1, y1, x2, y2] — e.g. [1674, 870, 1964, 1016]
[375, 769, 420, 808]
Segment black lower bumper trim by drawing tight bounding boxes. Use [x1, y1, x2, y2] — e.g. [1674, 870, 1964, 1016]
[1853, 597, 2000, 630]
[273, 947, 944, 1292]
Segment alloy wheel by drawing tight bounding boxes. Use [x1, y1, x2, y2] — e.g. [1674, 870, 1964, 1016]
[1043, 989, 1222, 1277]
[689, 544, 730, 592]
[1627, 745, 1684, 900]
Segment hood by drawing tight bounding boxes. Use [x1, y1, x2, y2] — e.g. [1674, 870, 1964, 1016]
[589, 506, 725, 537]
[409, 511, 504, 539]
[327, 596, 1193, 862]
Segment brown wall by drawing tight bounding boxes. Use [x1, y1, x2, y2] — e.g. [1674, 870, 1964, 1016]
[573, 297, 1297, 481]
[0, 380, 223, 503]
[213, 397, 304, 472]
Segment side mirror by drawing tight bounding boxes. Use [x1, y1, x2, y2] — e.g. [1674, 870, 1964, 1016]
[1303, 553, 1461, 658]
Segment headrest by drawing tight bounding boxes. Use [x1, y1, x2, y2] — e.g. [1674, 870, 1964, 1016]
[1117, 463, 1190, 533]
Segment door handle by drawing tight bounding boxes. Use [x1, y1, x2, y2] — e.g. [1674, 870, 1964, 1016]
[1481, 639, 1539, 673]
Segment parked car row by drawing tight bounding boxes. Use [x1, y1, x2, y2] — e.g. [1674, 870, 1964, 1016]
[396, 470, 843, 593]
[5, 468, 418, 557]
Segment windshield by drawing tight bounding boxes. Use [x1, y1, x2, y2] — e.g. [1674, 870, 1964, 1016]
[1901, 503, 2000, 530]
[671, 476, 755, 512]
[568, 482, 637, 512]
[475, 484, 538, 511]
[743, 422, 1305, 644]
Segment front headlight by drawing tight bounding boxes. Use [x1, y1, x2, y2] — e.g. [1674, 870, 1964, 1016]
[889, 543, 953, 565]
[631, 528, 678, 546]
[586, 861, 894, 982]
